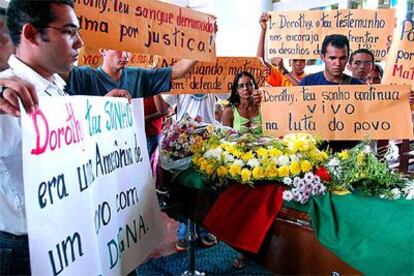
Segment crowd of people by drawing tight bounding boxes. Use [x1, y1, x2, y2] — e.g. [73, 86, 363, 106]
[0, 1, 409, 275]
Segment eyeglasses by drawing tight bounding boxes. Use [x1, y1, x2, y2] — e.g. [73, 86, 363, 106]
[45, 25, 81, 38]
[237, 82, 254, 90]
[353, 60, 373, 67]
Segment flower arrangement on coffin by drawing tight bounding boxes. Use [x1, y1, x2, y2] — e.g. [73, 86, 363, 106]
[193, 132, 414, 203]
[192, 132, 331, 203]
[326, 143, 414, 200]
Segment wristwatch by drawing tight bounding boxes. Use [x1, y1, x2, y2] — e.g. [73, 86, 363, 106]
[282, 69, 289, 75]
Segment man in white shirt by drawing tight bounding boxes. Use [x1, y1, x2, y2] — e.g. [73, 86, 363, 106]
[0, 0, 84, 273]
[0, 7, 14, 71]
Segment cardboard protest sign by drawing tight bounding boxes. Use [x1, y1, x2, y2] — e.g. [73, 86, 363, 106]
[75, 0, 216, 62]
[21, 97, 164, 275]
[168, 57, 266, 94]
[267, 9, 395, 60]
[77, 49, 266, 93]
[261, 85, 413, 140]
[383, 18, 414, 87]
[78, 47, 159, 68]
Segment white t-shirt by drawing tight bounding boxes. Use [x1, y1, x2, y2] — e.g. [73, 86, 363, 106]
[0, 55, 67, 235]
[162, 93, 228, 124]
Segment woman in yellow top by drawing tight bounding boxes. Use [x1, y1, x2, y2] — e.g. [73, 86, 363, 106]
[222, 71, 262, 135]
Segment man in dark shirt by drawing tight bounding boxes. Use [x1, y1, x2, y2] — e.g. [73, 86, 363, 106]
[66, 49, 197, 98]
[300, 34, 362, 152]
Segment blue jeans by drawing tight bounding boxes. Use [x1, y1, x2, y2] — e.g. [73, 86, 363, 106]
[177, 222, 209, 240]
[0, 231, 31, 275]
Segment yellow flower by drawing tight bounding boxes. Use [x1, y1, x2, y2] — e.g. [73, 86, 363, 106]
[252, 166, 264, 179]
[192, 155, 201, 165]
[338, 150, 349, 160]
[200, 160, 209, 171]
[300, 160, 312, 172]
[310, 150, 328, 162]
[357, 152, 365, 165]
[229, 164, 241, 177]
[241, 151, 255, 162]
[269, 148, 282, 157]
[205, 165, 215, 176]
[241, 169, 252, 182]
[256, 147, 269, 159]
[232, 149, 243, 158]
[266, 164, 278, 178]
[217, 166, 228, 177]
[278, 165, 290, 177]
[292, 140, 306, 152]
[289, 160, 301, 175]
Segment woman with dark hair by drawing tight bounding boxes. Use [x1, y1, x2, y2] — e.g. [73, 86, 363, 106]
[222, 71, 262, 135]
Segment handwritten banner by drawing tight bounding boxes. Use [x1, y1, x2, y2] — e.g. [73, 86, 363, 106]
[261, 85, 413, 140]
[169, 57, 266, 94]
[21, 97, 164, 275]
[77, 49, 266, 94]
[75, 0, 216, 62]
[78, 47, 159, 68]
[383, 18, 414, 87]
[267, 9, 396, 60]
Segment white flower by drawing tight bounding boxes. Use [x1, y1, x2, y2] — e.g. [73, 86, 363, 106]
[203, 147, 223, 159]
[384, 141, 399, 162]
[363, 144, 373, 154]
[290, 154, 299, 162]
[283, 191, 294, 201]
[403, 181, 414, 200]
[304, 172, 314, 182]
[247, 158, 260, 168]
[283, 177, 293, 186]
[234, 159, 245, 167]
[390, 188, 402, 200]
[328, 158, 340, 167]
[222, 152, 235, 163]
[276, 155, 290, 166]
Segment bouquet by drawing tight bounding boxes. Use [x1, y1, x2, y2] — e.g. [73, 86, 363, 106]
[326, 143, 413, 200]
[192, 132, 331, 203]
[159, 114, 211, 171]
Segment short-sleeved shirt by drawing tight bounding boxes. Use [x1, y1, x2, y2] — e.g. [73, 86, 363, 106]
[66, 66, 173, 97]
[300, 71, 362, 86]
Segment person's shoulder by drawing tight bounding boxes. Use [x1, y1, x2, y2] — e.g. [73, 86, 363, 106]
[349, 75, 363, 85]
[71, 66, 96, 78]
[300, 71, 322, 85]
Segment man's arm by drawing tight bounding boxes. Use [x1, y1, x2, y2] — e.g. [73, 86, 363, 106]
[171, 59, 198, 80]
[145, 95, 171, 121]
[257, 12, 270, 61]
[0, 76, 37, 116]
[270, 57, 300, 86]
